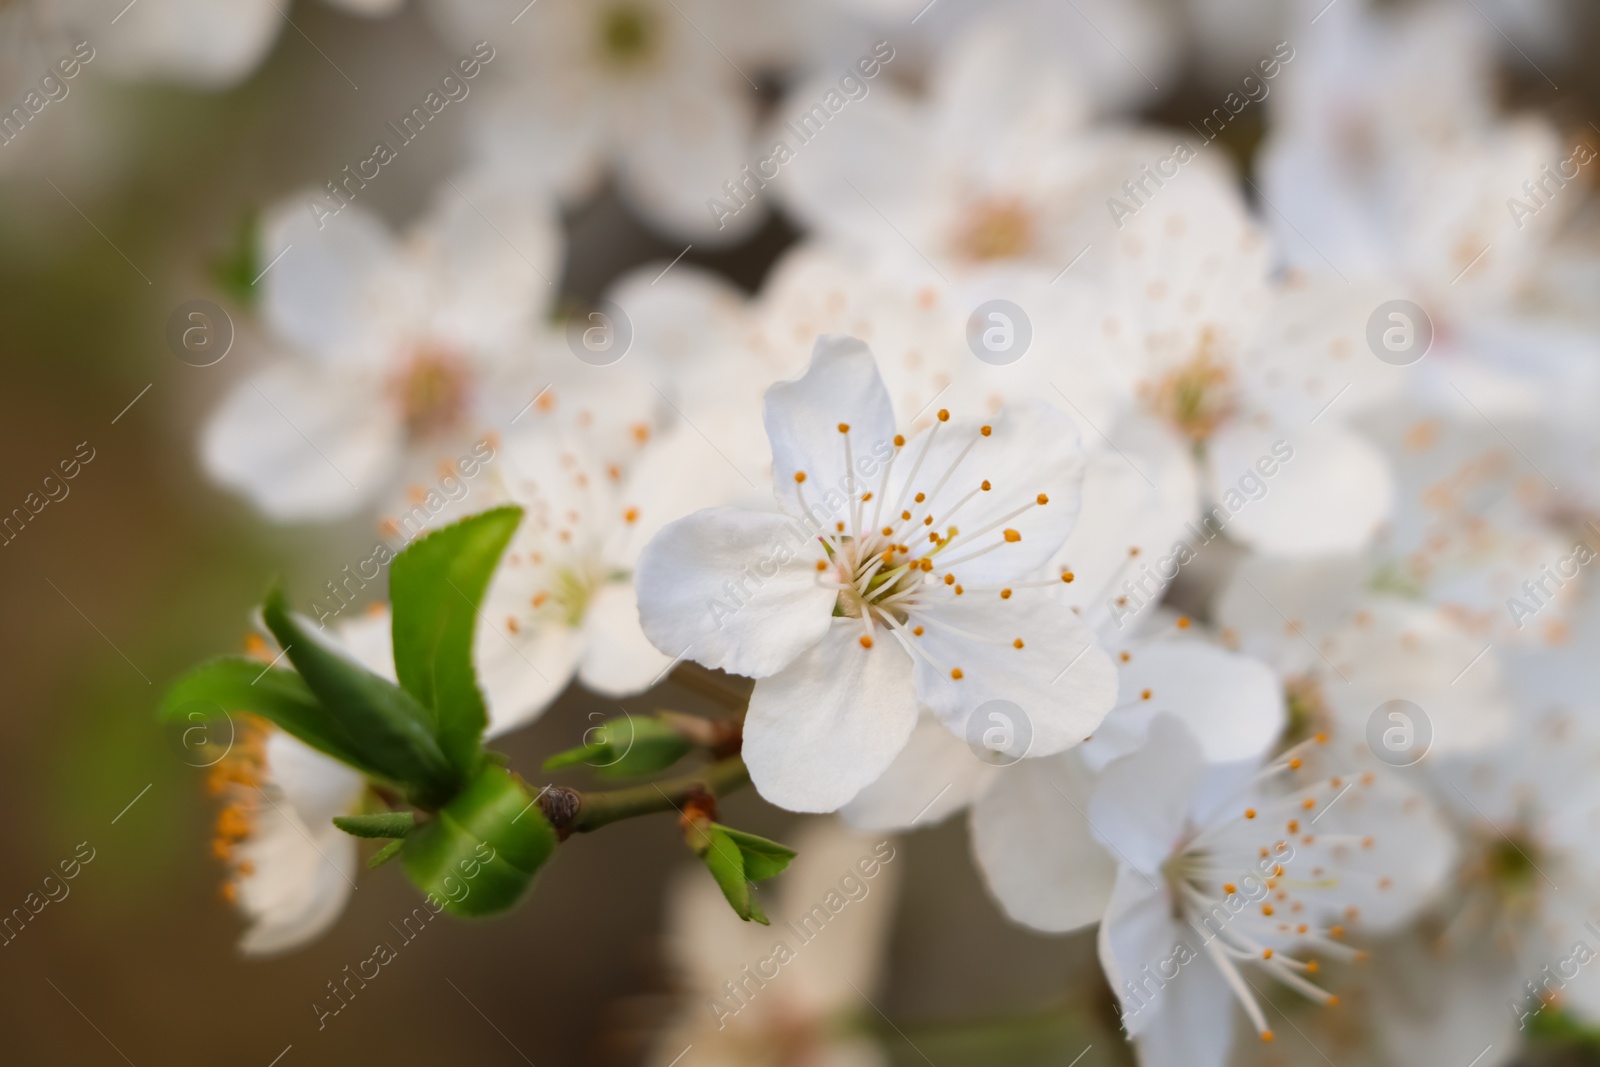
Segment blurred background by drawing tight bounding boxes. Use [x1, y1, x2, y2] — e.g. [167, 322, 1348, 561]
[2, 1, 1600, 1064]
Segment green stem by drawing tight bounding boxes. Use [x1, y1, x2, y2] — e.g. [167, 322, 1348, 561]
[553, 755, 751, 835]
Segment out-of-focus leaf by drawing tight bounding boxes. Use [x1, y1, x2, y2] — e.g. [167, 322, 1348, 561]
[543, 713, 693, 778]
[333, 812, 415, 839]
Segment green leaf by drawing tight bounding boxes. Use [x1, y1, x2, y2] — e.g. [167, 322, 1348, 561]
[159, 656, 388, 780]
[261, 587, 458, 803]
[717, 826, 797, 882]
[700, 825, 762, 923]
[389, 506, 523, 777]
[401, 765, 557, 917]
[692, 823, 795, 924]
[542, 714, 693, 778]
[333, 812, 415, 839]
[367, 839, 405, 869]
[210, 209, 261, 307]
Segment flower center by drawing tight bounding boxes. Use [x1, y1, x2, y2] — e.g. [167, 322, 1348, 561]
[392, 348, 471, 440]
[954, 197, 1035, 262]
[597, 1, 661, 68]
[1140, 342, 1237, 443]
[794, 415, 1064, 678]
[207, 713, 271, 904]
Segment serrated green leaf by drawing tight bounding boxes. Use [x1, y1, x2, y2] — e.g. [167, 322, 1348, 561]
[389, 506, 522, 777]
[262, 587, 457, 803]
[368, 839, 405, 869]
[718, 826, 797, 882]
[542, 714, 693, 778]
[160, 656, 388, 780]
[401, 765, 558, 917]
[333, 812, 415, 839]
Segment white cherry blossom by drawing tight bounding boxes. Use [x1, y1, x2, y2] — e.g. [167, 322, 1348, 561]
[635, 334, 1117, 812]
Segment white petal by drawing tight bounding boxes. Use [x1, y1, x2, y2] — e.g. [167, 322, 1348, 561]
[889, 401, 1089, 584]
[1108, 642, 1285, 767]
[65, 0, 279, 87]
[260, 197, 399, 364]
[619, 86, 763, 244]
[477, 620, 582, 738]
[909, 592, 1117, 758]
[263, 732, 366, 829]
[743, 622, 918, 812]
[1096, 865, 1188, 1039]
[634, 507, 833, 678]
[1088, 715, 1205, 874]
[969, 753, 1115, 932]
[1206, 419, 1392, 556]
[842, 713, 998, 831]
[200, 364, 400, 522]
[577, 581, 674, 697]
[236, 810, 357, 957]
[763, 335, 899, 518]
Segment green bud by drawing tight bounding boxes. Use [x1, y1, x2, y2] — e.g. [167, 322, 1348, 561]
[689, 822, 796, 925]
[401, 765, 557, 917]
[543, 714, 693, 778]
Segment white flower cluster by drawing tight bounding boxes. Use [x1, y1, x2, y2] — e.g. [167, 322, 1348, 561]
[140, 0, 1600, 1063]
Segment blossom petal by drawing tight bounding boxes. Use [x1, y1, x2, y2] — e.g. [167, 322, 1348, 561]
[889, 400, 1088, 584]
[1088, 715, 1206, 875]
[578, 581, 674, 698]
[743, 622, 918, 812]
[200, 363, 400, 521]
[1102, 642, 1285, 769]
[1207, 420, 1393, 556]
[635, 507, 833, 678]
[969, 752, 1115, 932]
[763, 336, 899, 521]
[842, 712, 998, 831]
[909, 591, 1117, 758]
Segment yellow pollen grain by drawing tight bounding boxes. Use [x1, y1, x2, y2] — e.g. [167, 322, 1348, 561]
[1003, 529, 1021, 542]
[1302, 798, 1316, 810]
[914, 492, 926, 503]
[1289, 758, 1302, 770]
[1013, 638, 1024, 649]
[1000, 589, 1012, 599]
[950, 668, 964, 679]
[838, 422, 851, 433]
[954, 585, 964, 595]
[944, 574, 955, 585]
[859, 635, 873, 649]
[981, 480, 992, 491]
[901, 510, 912, 521]
[1119, 651, 1131, 662]
[862, 492, 873, 502]
[913, 626, 924, 636]
[1141, 688, 1152, 700]
[1287, 820, 1300, 833]
[1223, 883, 1237, 894]
[532, 593, 549, 608]
[794, 471, 807, 483]
[815, 560, 828, 571]
[1262, 949, 1273, 959]
[1245, 808, 1257, 819]
[1306, 960, 1319, 972]
[980, 425, 992, 436]
[1327, 995, 1340, 1007]
[836, 522, 846, 532]
[938, 409, 950, 422]
[894, 434, 906, 447]
[1261, 1031, 1275, 1043]
[1261, 904, 1274, 916]
[882, 526, 895, 536]
[623, 506, 639, 523]
[1062, 571, 1075, 583]
[924, 515, 934, 525]
[1176, 616, 1191, 629]
[506, 617, 520, 634]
